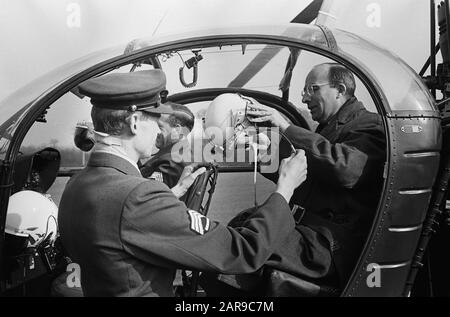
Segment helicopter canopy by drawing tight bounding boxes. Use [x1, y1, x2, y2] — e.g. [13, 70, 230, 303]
[0, 23, 436, 160]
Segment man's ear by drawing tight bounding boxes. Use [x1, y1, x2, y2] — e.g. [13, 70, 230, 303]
[129, 113, 140, 135]
[337, 83, 347, 96]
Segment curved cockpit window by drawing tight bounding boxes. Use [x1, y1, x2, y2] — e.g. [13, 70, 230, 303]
[0, 46, 124, 160]
[333, 29, 436, 112]
[157, 45, 292, 95]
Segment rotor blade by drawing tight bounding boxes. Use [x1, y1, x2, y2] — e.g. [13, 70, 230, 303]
[228, 0, 323, 88]
[291, 0, 324, 24]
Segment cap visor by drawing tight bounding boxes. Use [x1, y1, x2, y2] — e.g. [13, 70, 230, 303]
[140, 103, 174, 114]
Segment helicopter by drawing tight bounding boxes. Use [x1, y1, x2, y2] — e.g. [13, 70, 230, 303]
[0, 0, 449, 297]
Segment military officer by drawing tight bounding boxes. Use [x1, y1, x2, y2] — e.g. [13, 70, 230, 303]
[58, 69, 308, 297]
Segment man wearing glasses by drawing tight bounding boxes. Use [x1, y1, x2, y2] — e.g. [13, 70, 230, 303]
[243, 62, 386, 295]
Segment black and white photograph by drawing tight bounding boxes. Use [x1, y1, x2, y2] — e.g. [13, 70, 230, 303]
[0, 0, 448, 303]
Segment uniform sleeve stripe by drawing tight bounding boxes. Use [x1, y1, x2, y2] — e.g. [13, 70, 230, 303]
[202, 217, 210, 231]
[188, 209, 210, 235]
[196, 215, 204, 235]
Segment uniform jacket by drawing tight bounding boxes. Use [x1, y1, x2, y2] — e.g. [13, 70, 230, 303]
[58, 152, 294, 296]
[282, 97, 386, 285]
[140, 142, 186, 188]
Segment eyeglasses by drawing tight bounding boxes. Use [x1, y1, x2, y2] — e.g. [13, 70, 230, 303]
[301, 82, 332, 97]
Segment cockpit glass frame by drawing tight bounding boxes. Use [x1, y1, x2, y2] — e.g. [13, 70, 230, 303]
[333, 29, 436, 112]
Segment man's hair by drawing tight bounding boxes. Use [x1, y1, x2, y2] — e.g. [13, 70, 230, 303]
[164, 102, 195, 131]
[322, 63, 356, 97]
[91, 107, 158, 135]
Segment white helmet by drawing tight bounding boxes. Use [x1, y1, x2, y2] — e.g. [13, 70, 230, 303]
[204, 93, 270, 151]
[6, 190, 58, 248]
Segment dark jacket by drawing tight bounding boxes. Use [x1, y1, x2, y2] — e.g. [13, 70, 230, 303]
[58, 152, 294, 296]
[140, 143, 186, 188]
[282, 97, 386, 285]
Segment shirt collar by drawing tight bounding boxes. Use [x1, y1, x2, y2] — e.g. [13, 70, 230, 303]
[88, 151, 142, 177]
[92, 134, 141, 174]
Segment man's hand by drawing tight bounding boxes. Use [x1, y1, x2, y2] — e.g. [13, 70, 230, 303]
[171, 164, 207, 198]
[246, 99, 291, 132]
[275, 150, 307, 203]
